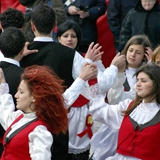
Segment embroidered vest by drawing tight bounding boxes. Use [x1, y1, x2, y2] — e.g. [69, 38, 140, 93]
[1, 114, 48, 160]
[117, 109, 160, 160]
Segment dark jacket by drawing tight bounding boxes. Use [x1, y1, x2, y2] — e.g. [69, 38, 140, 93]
[19, 0, 67, 42]
[107, 0, 138, 49]
[118, 0, 160, 52]
[63, 0, 106, 46]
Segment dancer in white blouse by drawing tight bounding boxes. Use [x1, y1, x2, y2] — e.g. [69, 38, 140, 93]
[89, 63, 160, 160]
[57, 20, 126, 159]
[0, 65, 69, 160]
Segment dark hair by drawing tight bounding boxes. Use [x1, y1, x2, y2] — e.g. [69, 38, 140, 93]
[0, 27, 26, 58]
[57, 20, 82, 49]
[21, 65, 68, 134]
[31, 3, 56, 35]
[0, 8, 25, 30]
[121, 35, 152, 68]
[124, 63, 160, 115]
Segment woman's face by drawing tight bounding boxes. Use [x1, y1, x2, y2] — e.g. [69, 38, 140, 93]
[141, 0, 156, 11]
[126, 44, 145, 68]
[15, 80, 35, 113]
[58, 29, 78, 49]
[155, 54, 160, 66]
[136, 72, 154, 102]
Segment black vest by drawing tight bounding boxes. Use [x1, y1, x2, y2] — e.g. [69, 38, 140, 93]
[20, 41, 76, 88]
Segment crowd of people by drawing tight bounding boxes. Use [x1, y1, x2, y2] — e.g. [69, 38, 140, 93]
[0, 0, 160, 160]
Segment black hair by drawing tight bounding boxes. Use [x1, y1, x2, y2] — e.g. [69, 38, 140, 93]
[31, 3, 56, 35]
[0, 27, 26, 58]
[57, 20, 82, 49]
[0, 8, 25, 29]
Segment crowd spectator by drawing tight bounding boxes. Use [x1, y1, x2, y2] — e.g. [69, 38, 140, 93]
[63, 0, 106, 53]
[118, 0, 160, 52]
[107, 0, 138, 51]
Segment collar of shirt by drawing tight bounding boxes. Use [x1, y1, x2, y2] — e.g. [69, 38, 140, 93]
[34, 37, 54, 42]
[2, 57, 20, 67]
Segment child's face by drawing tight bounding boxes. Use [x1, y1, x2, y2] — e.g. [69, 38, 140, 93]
[126, 44, 145, 68]
[141, 0, 156, 11]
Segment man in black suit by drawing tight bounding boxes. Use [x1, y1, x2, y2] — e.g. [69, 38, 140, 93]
[0, 27, 26, 155]
[20, 3, 102, 160]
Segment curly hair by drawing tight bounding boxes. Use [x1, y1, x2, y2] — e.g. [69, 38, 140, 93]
[0, 8, 25, 30]
[21, 65, 68, 134]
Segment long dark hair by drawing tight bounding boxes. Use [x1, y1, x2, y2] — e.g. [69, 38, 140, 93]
[124, 63, 160, 115]
[57, 20, 82, 49]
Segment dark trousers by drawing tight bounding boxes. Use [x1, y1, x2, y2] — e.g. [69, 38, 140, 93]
[67, 150, 90, 160]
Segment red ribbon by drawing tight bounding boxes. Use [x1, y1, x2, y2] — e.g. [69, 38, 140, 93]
[71, 94, 89, 107]
[77, 114, 93, 139]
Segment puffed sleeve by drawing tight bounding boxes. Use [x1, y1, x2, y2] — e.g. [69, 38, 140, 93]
[0, 83, 22, 130]
[97, 64, 118, 93]
[89, 94, 132, 129]
[29, 125, 53, 160]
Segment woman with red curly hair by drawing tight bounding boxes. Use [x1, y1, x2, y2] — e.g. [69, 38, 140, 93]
[0, 65, 68, 160]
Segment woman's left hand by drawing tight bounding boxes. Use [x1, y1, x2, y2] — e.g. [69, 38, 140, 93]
[0, 68, 6, 84]
[145, 47, 152, 61]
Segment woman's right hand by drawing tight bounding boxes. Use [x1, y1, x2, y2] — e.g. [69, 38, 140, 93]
[79, 63, 97, 81]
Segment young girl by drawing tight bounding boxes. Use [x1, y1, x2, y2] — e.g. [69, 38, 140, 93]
[57, 20, 82, 51]
[108, 34, 152, 104]
[89, 63, 160, 160]
[121, 34, 151, 91]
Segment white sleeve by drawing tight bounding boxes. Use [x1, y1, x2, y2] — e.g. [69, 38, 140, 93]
[89, 94, 132, 129]
[107, 72, 136, 104]
[63, 77, 86, 109]
[97, 64, 118, 93]
[0, 83, 22, 130]
[29, 125, 53, 160]
[72, 51, 93, 80]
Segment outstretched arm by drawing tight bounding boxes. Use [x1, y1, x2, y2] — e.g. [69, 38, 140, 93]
[63, 63, 97, 108]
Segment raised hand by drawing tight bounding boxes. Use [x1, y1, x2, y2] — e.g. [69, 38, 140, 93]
[145, 47, 152, 62]
[85, 42, 104, 62]
[111, 52, 126, 72]
[79, 62, 97, 81]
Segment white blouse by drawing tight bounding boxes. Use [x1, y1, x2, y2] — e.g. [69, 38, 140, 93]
[107, 72, 136, 105]
[0, 83, 53, 160]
